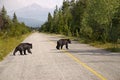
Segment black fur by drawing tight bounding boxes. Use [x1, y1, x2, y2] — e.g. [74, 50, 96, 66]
[56, 39, 71, 50]
[13, 43, 32, 55]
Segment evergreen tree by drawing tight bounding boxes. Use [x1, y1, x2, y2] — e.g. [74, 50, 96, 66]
[0, 6, 9, 30]
[1, 6, 7, 20]
[0, 14, 4, 30]
[0, 6, 31, 37]
[57, 9, 64, 34]
[71, 0, 87, 36]
[110, 5, 120, 43]
[39, 0, 120, 43]
[12, 12, 18, 23]
[52, 6, 59, 33]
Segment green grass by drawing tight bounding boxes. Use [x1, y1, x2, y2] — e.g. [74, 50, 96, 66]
[0, 33, 31, 61]
[89, 42, 120, 52]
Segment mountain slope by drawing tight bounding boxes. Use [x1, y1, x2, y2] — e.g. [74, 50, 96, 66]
[18, 17, 43, 27]
[8, 3, 53, 27]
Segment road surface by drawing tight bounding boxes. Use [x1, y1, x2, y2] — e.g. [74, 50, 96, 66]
[0, 32, 120, 80]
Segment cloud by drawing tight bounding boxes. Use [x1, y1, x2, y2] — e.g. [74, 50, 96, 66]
[0, 0, 63, 11]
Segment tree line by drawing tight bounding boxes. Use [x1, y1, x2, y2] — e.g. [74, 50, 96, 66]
[39, 0, 120, 44]
[0, 6, 31, 38]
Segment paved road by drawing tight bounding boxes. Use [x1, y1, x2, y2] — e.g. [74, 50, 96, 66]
[0, 32, 120, 80]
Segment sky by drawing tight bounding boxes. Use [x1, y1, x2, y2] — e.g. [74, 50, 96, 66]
[0, 0, 63, 11]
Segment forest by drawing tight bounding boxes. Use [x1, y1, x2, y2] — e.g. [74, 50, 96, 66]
[0, 6, 31, 37]
[39, 0, 120, 51]
[0, 6, 31, 60]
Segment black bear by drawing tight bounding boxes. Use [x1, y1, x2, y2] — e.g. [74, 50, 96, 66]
[56, 39, 71, 50]
[13, 43, 32, 55]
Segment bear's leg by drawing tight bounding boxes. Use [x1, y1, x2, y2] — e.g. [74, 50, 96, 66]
[61, 45, 63, 49]
[27, 49, 32, 54]
[66, 44, 68, 49]
[24, 50, 27, 55]
[19, 50, 23, 55]
[56, 46, 58, 49]
[56, 41, 60, 50]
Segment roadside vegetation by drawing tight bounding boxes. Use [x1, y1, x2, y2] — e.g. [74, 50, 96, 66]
[0, 6, 31, 61]
[39, 0, 120, 52]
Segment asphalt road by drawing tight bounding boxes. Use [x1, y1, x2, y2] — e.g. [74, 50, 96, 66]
[0, 32, 120, 80]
